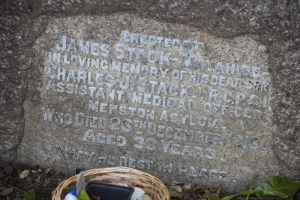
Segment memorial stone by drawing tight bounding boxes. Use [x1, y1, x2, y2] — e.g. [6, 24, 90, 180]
[18, 14, 277, 191]
[1, 0, 299, 192]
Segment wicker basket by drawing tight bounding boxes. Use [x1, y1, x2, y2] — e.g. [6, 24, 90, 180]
[52, 167, 170, 200]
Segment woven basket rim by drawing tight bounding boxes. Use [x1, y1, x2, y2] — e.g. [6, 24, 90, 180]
[52, 167, 170, 200]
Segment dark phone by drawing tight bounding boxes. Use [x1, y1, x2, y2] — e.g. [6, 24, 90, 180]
[86, 182, 134, 200]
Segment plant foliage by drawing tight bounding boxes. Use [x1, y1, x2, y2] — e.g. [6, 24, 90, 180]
[208, 176, 300, 200]
[24, 189, 35, 200]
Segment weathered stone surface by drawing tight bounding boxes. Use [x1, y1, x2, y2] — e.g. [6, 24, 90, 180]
[18, 14, 278, 191]
[0, 0, 299, 192]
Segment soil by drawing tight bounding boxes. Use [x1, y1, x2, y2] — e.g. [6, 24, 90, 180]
[0, 160, 299, 200]
[0, 160, 66, 199]
[0, 160, 224, 200]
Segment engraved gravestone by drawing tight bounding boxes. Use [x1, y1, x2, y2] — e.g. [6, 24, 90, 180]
[18, 14, 279, 190]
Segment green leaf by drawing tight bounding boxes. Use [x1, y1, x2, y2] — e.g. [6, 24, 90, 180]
[78, 190, 91, 200]
[207, 194, 222, 200]
[254, 176, 300, 199]
[24, 189, 35, 200]
[144, 194, 152, 200]
[221, 190, 255, 200]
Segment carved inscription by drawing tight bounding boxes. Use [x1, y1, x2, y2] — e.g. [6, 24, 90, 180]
[36, 28, 274, 182]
